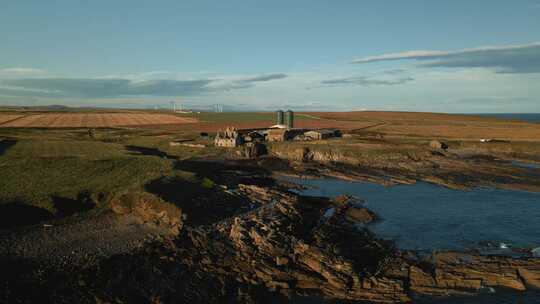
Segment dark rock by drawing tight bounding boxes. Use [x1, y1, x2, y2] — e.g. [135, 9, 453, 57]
[344, 206, 378, 224]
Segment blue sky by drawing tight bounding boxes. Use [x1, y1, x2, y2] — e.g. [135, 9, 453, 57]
[1, 0, 539, 112]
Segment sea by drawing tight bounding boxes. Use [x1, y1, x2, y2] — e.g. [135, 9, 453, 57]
[287, 177, 540, 303]
[472, 113, 540, 123]
[288, 178, 540, 253]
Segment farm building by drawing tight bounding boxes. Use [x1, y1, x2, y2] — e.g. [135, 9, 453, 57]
[267, 128, 307, 142]
[214, 127, 243, 147]
[304, 129, 341, 140]
[244, 131, 265, 143]
[267, 129, 290, 142]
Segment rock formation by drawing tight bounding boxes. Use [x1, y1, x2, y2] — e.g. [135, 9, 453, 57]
[2, 172, 539, 303]
[163, 185, 540, 303]
[110, 192, 183, 235]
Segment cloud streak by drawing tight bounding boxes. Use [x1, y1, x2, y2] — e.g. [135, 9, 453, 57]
[319, 76, 414, 87]
[0, 73, 287, 98]
[0, 67, 46, 78]
[351, 42, 540, 73]
[240, 73, 287, 83]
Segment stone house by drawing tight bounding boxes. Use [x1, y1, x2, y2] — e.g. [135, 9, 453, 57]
[214, 127, 243, 147]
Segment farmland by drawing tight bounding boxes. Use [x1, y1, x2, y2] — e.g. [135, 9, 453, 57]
[163, 111, 540, 142]
[3, 109, 539, 142]
[306, 111, 540, 141]
[0, 112, 196, 128]
[0, 114, 24, 125]
[2, 109, 539, 213]
[1, 109, 540, 303]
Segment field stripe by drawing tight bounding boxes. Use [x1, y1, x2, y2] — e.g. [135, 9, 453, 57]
[0, 113, 197, 128]
[0, 114, 31, 126]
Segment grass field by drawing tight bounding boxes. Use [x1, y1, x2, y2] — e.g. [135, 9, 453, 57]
[0, 135, 173, 211]
[0, 123, 229, 214]
[170, 111, 374, 132]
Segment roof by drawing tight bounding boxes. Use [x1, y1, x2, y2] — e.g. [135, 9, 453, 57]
[268, 129, 288, 135]
[305, 129, 336, 135]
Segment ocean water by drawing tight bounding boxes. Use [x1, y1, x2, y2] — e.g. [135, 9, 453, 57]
[474, 113, 540, 123]
[289, 178, 540, 253]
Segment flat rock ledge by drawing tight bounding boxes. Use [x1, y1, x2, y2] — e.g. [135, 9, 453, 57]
[171, 184, 540, 303]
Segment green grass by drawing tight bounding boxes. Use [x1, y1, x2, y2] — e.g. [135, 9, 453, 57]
[4, 139, 127, 159]
[0, 129, 184, 212]
[267, 139, 425, 164]
[0, 155, 172, 211]
[456, 140, 540, 161]
[181, 112, 311, 123]
[0, 126, 236, 214]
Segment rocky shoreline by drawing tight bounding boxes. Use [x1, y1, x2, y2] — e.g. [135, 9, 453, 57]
[267, 145, 540, 192]
[1, 158, 539, 303]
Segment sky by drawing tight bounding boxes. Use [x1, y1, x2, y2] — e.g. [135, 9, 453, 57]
[1, 0, 539, 113]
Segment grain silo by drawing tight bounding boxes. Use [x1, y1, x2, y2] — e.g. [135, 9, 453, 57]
[276, 110, 284, 125]
[285, 110, 294, 129]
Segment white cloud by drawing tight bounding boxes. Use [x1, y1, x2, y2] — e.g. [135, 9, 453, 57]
[0, 67, 46, 78]
[351, 42, 540, 73]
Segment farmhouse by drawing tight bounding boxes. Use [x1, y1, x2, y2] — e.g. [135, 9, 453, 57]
[215, 127, 243, 147]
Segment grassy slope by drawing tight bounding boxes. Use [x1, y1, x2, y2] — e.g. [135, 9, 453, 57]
[0, 124, 231, 213]
[0, 136, 172, 211]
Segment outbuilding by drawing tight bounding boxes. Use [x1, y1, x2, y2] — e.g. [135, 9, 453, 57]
[267, 129, 290, 142]
[304, 129, 339, 140]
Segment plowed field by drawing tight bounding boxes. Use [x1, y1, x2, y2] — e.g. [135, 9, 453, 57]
[0, 113, 196, 128]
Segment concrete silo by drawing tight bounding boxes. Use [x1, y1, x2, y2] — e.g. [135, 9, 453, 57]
[285, 110, 294, 129]
[276, 110, 284, 125]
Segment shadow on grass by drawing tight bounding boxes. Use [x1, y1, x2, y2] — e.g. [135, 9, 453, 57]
[0, 202, 54, 229]
[51, 192, 96, 218]
[174, 158, 277, 187]
[146, 158, 287, 226]
[146, 176, 252, 226]
[0, 139, 17, 156]
[125, 145, 178, 160]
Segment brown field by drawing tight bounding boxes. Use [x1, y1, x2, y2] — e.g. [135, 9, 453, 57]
[0, 114, 24, 125]
[305, 111, 540, 141]
[156, 111, 540, 142]
[1, 110, 538, 142]
[0, 113, 196, 128]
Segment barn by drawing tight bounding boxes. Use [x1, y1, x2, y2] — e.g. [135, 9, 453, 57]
[304, 129, 339, 140]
